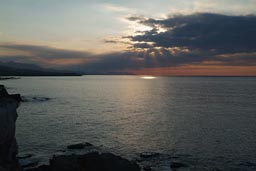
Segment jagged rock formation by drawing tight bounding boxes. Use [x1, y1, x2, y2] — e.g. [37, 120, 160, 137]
[0, 85, 21, 171]
[26, 151, 141, 171]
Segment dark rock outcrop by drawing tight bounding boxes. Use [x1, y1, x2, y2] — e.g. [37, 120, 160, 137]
[17, 154, 33, 160]
[24, 165, 50, 171]
[0, 85, 21, 171]
[142, 166, 152, 171]
[67, 142, 93, 150]
[26, 152, 141, 171]
[1, 85, 140, 171]
[170, 161, 188, 170]
[140, 152, 160, 159]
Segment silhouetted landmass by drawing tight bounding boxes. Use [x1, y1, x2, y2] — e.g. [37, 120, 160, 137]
[67, 142, 93, 149]
[0, 77, 20, 80]
[0, 62, 81, 76]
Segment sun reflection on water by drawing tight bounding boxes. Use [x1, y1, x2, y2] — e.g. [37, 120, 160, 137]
[141, 76, 156, 79]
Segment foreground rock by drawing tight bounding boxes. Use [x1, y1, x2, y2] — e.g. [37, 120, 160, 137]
[67, 142, 93, 149]
[140, 152, 160, 159]
[26, 152, 141, 171]
[170, 162, 188, 170]
[0, 85, 22, 171]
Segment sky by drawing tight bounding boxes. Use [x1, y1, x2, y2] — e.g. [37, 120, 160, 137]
[0, 0, 256, 75]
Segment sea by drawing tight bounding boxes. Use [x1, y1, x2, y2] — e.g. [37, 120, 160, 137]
[2, 76, 256, 171]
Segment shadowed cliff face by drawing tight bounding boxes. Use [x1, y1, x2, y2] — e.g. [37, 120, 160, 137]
[0, 85, 21, 171]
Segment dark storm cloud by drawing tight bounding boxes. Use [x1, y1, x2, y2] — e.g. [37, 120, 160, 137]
[0, 42, 255, 73]
[129, 13, 256, 53]
[0, 55, 39, 64]
[68, 51, 143, 72]
[72, 48, 256, 73]
[0, 44, 92, 60]
[132, 43, 154, 49]
[214, 52, 256, 66]
[1, 13, 256, 72]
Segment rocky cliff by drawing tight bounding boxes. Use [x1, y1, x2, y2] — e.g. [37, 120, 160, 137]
[0, 85, 21, 171]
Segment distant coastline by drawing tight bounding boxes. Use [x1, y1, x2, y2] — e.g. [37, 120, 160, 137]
[0, 77, 20, 80]
[0, 61, 82, 77]
[0, 69, 82, 77]
[1, 61, 255, 77]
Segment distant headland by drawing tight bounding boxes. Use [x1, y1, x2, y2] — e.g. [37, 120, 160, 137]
[0, 61, 81, 76]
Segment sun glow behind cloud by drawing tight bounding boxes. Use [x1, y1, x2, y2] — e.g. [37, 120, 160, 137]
[0, 1, 256, 76]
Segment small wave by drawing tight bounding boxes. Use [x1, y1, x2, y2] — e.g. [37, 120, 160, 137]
[21, 96, 52, 103]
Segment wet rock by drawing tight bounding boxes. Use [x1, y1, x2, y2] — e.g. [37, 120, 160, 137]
[99, 153, 140, 171]
[28, 152, 140, 171]
[140, 152, 160, 159]
[67, 142, 93, 149]
[0, 85, 21, 171]
[25, 165, 50, 171]
[135, 158, 143, 163]
[17, 154, 33, 160]
[170, 162, 188, 169]
[143, 166, 152, 171]
[19, 158, 39, 168]
[239, 161, 256, 167]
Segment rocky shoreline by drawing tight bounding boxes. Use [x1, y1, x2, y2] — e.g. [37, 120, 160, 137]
[0, 85, 141, 171]
[0, 85, 190, 171]
[25, 151, 140, 171]
[0, 85, 22, 171]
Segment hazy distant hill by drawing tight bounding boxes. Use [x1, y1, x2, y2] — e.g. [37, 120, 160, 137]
[0, 61, 81, 76]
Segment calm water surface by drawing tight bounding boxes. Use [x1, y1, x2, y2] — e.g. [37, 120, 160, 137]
[2, 76, 256, 170]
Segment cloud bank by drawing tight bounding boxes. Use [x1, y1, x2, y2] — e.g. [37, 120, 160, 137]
[1, 13, 256, 75]
[129, 13, 256, 52]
